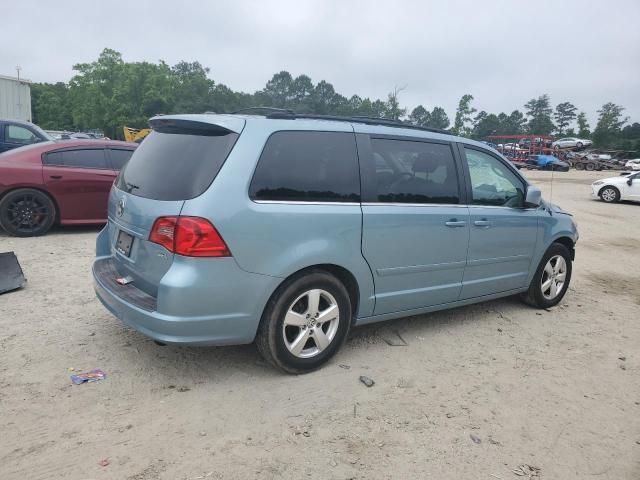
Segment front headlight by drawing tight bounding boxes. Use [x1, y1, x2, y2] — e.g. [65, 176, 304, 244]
[593, 181, 604, 186]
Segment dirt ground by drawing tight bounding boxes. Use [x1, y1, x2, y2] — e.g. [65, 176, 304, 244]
[1, 170, 639, 480]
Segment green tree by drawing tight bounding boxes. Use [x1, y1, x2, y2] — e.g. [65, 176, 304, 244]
[593, 102, 628, 147]
[452, 94, 476, 136]
[576, 112, 590, 138]
[553, 102, 577, 136]
[170, 61, 214, 113]
[525, 95, 554, 135]
[262, 71, 294, 108]
[427, 106, 450, 129]
[409, 105, 430, 126]
[384, 86, 407, 120]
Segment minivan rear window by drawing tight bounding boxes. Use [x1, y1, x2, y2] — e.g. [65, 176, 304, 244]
[116, 130, 238, 200]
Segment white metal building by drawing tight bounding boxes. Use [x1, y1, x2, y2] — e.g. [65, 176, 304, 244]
[0, 74, 32, 122]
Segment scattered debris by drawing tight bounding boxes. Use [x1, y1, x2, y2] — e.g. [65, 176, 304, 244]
[89, 332, 96, 337]
[330, 460, 337, 467]
[359, 375, 375, 387]
[338, 364, 351, 370]
[199, 431, 207, 437]
[470, 434, 481, 444]
[512, 464, 540, 478]
[446, 413, 455, 418]
[618, 356, 626, 361]
[71, 369, 106, 385]
[0, 252, 26, 294]
[380, 329, 408, 346]
[302, 430, 310, 437]
[620, 365, 627, 370]
[177, 386, 191, 392]
[488, 436, 501, 446]
[98, 458, 110, 467]
[497, 328, 503, 332]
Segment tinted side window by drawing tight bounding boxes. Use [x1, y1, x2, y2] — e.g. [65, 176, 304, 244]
[463, 148, 525, 207]
[250, 131, 360, 202]
[368, 138, 459, 204]
[109, 149, 134, 170]
[44, 149, 108, 169]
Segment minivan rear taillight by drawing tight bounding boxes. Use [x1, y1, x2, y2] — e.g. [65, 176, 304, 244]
[149, 216, 231, 257]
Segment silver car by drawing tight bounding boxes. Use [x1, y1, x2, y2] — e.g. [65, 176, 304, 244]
[551, 137, 592, 149]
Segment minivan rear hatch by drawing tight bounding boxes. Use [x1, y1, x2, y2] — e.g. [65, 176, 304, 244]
[107, 115, 243, 297]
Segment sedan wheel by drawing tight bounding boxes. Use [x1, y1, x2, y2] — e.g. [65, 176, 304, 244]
[0, 188, 56, 237]
[600, 187, 619, 203]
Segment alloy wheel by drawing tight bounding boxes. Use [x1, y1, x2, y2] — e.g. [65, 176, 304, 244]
[5, 194, 50, 234]
[540, 255, 567, 300]
[601, 188, 617, 202]
[282, 289, 340, 358]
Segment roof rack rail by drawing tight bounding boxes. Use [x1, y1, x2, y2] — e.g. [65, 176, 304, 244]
[272, 112, 449, 134]
[225, 107, 450, 135]
[230, 106, 295, 115]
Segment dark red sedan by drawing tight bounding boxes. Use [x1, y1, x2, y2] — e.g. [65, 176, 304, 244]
[0, 139, 137, 236]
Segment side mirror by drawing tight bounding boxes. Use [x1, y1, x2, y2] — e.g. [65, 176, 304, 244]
[628, 178, 633, 186]
[524, 185, 542, 207]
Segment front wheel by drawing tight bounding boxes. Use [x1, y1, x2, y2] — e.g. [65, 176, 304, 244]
[256, 270, 352, 374]
[0, 188, 56, 236]
[600, 186, 620, 203]
[521, 243, 572, 309]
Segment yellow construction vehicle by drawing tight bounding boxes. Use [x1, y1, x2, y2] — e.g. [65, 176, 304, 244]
[123, 126, 151, 143]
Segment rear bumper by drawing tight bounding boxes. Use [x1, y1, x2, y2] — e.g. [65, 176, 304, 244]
[93, 256, 280, 346]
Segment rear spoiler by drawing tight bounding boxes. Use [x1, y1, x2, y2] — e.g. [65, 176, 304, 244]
[149, 115, 245, 136]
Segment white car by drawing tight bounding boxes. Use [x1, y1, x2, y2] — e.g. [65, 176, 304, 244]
[552, 137, 593, 149]
[624, 159, 640, 170]
[592, 172, 640, 203]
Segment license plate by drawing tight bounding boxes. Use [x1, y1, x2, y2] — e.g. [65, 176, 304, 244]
[116, 230, 134, 257]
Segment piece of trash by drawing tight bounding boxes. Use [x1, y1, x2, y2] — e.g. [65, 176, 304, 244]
[470, 434, 481, 444]
[618, 356, 626, 361]
[98, 458, 110, 467]
[199, 431, 207, 437]
[0, 252, 26, 294]
[338, 364, 351, 370]
[512, 464, 540, 477]
[177, 386, 190, 392]
[302, 430, 310, 437]
[68, 367, 75, 372]
[71, 369, 106, 385]
[497, 328, 503, 332]
[380, 329, 407, 346]
[359, 375, 375, 387]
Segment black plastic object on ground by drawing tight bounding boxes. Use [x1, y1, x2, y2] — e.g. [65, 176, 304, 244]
[0, 252, 26, 294]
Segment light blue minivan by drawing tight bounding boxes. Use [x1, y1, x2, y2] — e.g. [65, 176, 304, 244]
[93, 110, 578, 373]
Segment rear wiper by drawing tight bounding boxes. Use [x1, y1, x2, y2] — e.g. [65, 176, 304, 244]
[124, 182, 140, 193]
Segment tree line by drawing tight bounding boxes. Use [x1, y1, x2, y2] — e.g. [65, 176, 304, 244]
[31, 48, 640, 150]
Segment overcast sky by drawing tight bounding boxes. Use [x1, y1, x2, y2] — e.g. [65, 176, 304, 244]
[3, 0, 639, 125]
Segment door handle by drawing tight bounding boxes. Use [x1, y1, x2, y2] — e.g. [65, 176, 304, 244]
[474, 219, 492, 228]
[445, 219, 466, 228]
[49, 175, 63, 179]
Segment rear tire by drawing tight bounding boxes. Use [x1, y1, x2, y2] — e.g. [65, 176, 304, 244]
[256, 270, 352, 374]
[599, 186, 620, 203]
[585, 162, 596, 171]
[0, 188, 56, 237]
[521, 243, 572, 309]
[575, 162, 585, 170]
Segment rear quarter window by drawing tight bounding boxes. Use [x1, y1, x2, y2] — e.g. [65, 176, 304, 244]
[116, 130, 238, 200]
[249, 131, 360, 202]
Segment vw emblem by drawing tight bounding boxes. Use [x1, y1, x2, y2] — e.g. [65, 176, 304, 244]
[116, 197, 126, 217]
